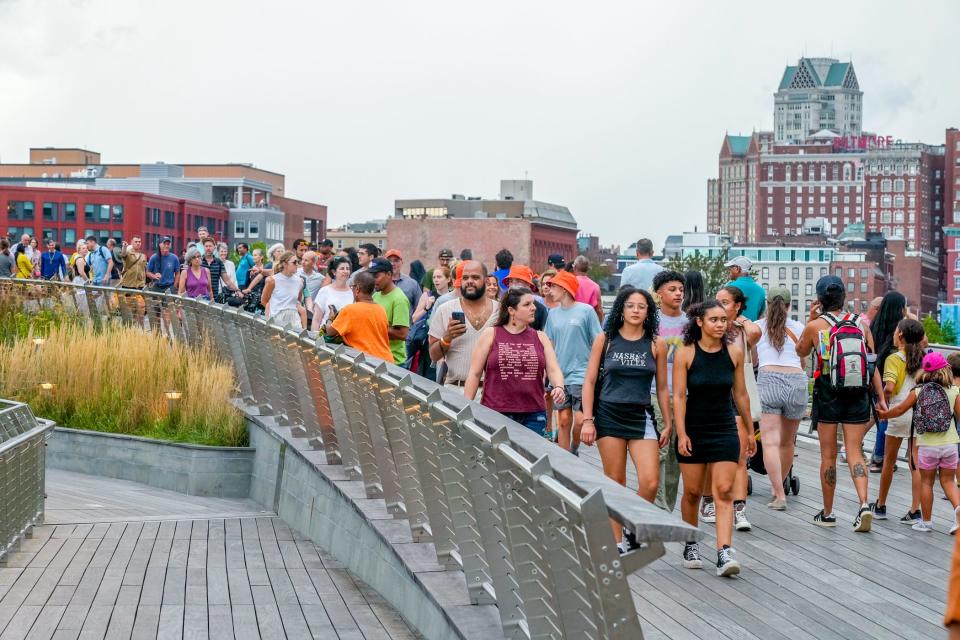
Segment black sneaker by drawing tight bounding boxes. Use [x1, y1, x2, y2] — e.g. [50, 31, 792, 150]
[682, 542, 702, 569]
[813, 510, 837, 527]
[899, 510, 921, 525]
[623, 528, 641, 551]
[869, 501, 887, 520]
[853, 504, 873, 532]
[716, 546, 741, 577]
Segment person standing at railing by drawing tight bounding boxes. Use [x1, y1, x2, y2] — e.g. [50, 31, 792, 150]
[199, 239, 226, 302]
[146, 237, 180, 293]
[84, 236, 114, 287]
[465, 287, 566, 435]
[369, 257, 410, 365]
[0, 239, 14, 278]
[235, 243, 254, 290]
[312, 257, 354, 331]
[544, 269, 601, 455]
[118, 237, 147, 290]
[262, 251, 306, 330]
[14, 243, 33, 279]
[672, 300, 755, 577]
[178, 249, 213, 301]
[323, 270, 393, 362]
[40, 239, 66, 281]
[579, 286, 672, 553]
[428, 261, 497, 391]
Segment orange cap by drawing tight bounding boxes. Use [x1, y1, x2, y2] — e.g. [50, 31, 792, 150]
[454, 261, 466, 287]
[506, 264, 534, 288]
[384, 249, 402, 260]
[550, 270, 579, 299]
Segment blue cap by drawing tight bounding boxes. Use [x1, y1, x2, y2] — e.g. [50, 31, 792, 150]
[815, 274, 844, 297]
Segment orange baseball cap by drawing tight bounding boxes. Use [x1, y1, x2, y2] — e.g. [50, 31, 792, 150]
[454, 261, 466, 287]
[384, 249, 402, 259]
[550, 270, 579, 299]
[506, 265, 534, 288]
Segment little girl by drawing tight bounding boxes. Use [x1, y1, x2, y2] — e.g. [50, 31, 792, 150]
[870, 318, 924, 523]
[878, 351, 960, 533]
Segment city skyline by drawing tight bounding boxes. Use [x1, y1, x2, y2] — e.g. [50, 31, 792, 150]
[1, 1, 958, 250]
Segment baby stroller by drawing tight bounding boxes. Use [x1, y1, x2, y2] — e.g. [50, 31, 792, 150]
[746, 429, 799, 496]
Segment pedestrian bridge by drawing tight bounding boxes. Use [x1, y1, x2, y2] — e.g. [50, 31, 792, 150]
[0, 281, 953, 639]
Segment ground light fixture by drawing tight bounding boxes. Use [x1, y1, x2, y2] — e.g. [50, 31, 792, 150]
[164, 390, 183, 415]
[38, 382, 55, 397]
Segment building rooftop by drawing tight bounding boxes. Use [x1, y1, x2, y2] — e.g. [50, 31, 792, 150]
[778, 58, 858, 91]
[726, 135, 752, 156]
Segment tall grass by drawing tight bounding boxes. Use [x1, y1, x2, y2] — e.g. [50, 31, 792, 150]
[0, 322, 247, 447]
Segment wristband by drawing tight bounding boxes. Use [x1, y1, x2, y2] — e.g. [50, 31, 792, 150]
[582, 417, 595, 423]
[440, 337, 451, 348]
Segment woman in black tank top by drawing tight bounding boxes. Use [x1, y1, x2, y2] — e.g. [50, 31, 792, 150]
[580, 287, 672, 553]
[673, 300, 755, 577]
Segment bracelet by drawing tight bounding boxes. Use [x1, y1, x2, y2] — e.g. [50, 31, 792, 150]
[440, 337, 451, 348]
[582, 417, 595, 423]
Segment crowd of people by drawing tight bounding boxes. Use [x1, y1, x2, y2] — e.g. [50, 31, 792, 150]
[7, 229, 960, 588]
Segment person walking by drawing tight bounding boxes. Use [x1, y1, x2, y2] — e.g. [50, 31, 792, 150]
[178, 249, 213, 300]
[619, 239, 664, 292]
[652, 270, 687, 513]
[312, 256, 354, 331]
[868, 291, 909, 472]
[796, 275, 884, 531]
[323, 271, 393, 362]
[673, 300, 755, 577]
[722, 256, 765, 321]
[544, 269, 602, 454]
[572, 255, 603, 322]
[877, 351, 960, 534]
[755, 287, 807, 509]
[580, 286, 672, 552]
[870, 318, 925, 523]
[262, 251, 306, 330]
[465, 288, 565, 434]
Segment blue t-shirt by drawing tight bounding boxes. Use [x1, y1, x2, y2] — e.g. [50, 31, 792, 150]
[493, 268, 510, 291]
[544, 302, 602, 385]
[147, 253, 181, 288]
[236, 254, 255, 288]
[725, 276, 766, 321]
[87, 245, 112, 285]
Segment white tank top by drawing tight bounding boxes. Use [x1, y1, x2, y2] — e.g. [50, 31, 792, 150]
[269, 273, 303, 315]
[755, 318, 805, 369]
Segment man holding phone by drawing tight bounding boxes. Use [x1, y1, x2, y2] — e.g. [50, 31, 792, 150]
[429, 260, 498, 391]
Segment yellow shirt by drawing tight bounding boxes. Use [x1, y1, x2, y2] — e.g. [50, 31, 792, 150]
[15, 253, 33, 278]
[916, 385, 960, 446]
[882, 351, 909, 395]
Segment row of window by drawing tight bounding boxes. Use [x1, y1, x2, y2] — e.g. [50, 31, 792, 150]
[232, 220, 261, 238]
[6, 201, 124, 223]
[770, 164, 858, 182]
[759, 266, 829, 281]
[765, 185, 862, 195]
[6, 227, 122, 248]
[773, 195, 859, 205]
[781, 206, 859, 216]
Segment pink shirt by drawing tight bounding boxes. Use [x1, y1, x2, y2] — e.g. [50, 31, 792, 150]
[575, 275, 600, 309]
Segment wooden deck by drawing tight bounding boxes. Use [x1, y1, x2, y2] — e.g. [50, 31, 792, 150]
[579, 435, 954, 640]
[0, 470, 421, 640]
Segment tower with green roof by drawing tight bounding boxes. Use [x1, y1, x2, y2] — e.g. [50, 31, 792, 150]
[774, 57, 862, 143]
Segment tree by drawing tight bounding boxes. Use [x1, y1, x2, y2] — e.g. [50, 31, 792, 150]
[664, 249, 733, 296]
[923, 314, 958, 345]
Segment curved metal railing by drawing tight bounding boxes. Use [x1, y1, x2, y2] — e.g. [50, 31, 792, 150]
[0, 279, 699, 639]
[0, 400, 54, 561]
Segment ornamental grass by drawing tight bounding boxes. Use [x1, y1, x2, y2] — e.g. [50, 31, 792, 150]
[0, 321, 247, 447]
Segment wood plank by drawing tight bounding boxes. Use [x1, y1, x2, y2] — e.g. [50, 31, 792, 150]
[206, 605, 234, 640]
[23, 604, 66, 640]
[183, 605, 208, 640]
[229, 605, 258, 640]
[103, 605, 136, 640]
[156, 605, 184, 640]
[130, 605, 160, 640]
[0, 604, 42, 640]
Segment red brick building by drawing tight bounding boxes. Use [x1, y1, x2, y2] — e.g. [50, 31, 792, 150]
[941, 129, 960, 302]
[1, 185, 227, 254]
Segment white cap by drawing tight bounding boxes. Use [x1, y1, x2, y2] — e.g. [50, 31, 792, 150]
[724, 256, 753, 270]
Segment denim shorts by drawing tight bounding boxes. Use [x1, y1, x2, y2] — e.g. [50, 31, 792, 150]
[504, 411, 548, 436]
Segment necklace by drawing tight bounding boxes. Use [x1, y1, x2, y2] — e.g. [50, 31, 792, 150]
[462, 299, 493, 330]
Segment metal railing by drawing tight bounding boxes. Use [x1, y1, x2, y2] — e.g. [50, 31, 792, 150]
[0, 279, 699, 640]
[0, 400, 54, 562]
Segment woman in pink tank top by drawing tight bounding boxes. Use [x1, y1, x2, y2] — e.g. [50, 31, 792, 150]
[466, 288, 566, 434]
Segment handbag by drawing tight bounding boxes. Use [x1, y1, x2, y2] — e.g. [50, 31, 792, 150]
[740, 327, 761, 422]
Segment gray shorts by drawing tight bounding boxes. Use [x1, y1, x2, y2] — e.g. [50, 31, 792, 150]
[553, 384, 583, 412]
[757, 370, 808, 420]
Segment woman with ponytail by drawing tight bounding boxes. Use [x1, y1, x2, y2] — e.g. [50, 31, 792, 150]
[755, 287, 808, 509]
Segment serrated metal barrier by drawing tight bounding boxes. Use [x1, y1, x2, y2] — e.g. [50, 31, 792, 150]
[0, 279, 700, 640]
[0, 399, 54, 562]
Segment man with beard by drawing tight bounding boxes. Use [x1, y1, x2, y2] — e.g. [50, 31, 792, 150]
[428, 260, 498, 390]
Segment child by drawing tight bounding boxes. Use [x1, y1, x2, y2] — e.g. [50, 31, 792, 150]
[878, 351, 960, 533]
[870, 319, 924, 523]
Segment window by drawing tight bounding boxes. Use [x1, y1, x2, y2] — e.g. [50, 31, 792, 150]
[881, 195, 892, 208]
[847, 268, 855, 278]
[761, 267, 769, 280]
[860, 282, 868, 294]
[164, 211, 175, 229]
[85, 204, 110, 222]
[7, 201, 34, 220]
[894, 195, 905, 208]
[42, 203, 58, 221]
[112, 205, 123, 223]
[894, 178, 905, 192]
[860, 268, 868, 279]
[955, 276, 960, 291]
[847, 282, 854, 293]
[234, 220, 246, 237]
[42, 228, 57, 243]
[805, 283, 813, 295]
[63, 229, 76, 246]
[791, 283, 799, 296]
[821, 267, 827, 277]
[791, 267, 799, 279]
[63, 203, 76, 222]
[779, 267, 786, 279]
[248, 220, 259, 238]
[881, 179, 892, 192]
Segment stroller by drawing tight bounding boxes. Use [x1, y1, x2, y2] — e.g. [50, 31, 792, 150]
[746, 428, 799, 496]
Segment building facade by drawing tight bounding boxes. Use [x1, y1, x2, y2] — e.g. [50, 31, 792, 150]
[1, 185, 228, 254]
[774, 58, 862, 144]
[326, 221, 387, 252]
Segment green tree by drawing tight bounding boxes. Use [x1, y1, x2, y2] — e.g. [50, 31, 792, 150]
[922, 314, 957, 345]
[664, 249, 733, 296]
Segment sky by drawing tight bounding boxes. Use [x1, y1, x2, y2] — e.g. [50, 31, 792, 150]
[1, 0, 958, 251]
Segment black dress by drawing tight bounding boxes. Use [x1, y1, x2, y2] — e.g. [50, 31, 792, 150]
[676, 341, 740, 464]
[595, 333, 658, 441]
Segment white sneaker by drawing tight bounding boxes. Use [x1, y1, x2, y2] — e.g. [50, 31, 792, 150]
[700, 499, 716, 524]
[734, 503, 752, 531]
[912, 520, 933, 532]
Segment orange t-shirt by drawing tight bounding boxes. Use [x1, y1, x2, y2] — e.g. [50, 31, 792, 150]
[946, 534, 960, 627]
[331, 302, 394, 363]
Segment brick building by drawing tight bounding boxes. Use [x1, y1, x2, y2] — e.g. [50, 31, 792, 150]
[940, 130, 960, 302]
[1, 185, 227, 254]
[389, 180, 578, 270]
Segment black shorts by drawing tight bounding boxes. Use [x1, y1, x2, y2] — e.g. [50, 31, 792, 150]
[811, 376, 871, 426]
[676, 425, 740, 464]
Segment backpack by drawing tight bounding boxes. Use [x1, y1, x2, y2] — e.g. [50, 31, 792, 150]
[912, 383, 953, 436]
[823, 312, 868, 392]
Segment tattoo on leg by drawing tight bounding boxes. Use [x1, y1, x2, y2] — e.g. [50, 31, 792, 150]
[853, 462, 866, 478]
[824, 466, 837, 487]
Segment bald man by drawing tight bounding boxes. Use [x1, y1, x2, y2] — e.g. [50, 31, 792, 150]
[865, 297, 883, 326]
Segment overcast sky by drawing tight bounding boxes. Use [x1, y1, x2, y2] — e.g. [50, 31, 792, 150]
[2, 0, 957, 251]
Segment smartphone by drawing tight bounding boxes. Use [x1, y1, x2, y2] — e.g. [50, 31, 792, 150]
[451, 311, 465, 323]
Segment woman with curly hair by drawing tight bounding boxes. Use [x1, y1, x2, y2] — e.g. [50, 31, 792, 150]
[580, 286, 672, 553]
[673, 300, 755, 577]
